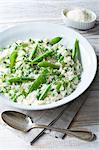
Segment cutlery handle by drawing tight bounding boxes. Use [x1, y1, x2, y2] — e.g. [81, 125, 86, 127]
[33, 124, 95, 141]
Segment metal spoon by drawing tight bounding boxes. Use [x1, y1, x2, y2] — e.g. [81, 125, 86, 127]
[1, 111, 95, 141]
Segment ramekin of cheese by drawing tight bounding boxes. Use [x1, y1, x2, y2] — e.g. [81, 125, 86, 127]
[61, 8, 96, 30]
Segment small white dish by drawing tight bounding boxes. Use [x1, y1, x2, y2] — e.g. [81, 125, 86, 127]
[61, 8, 96, 30]
[0, 22, 97, 110]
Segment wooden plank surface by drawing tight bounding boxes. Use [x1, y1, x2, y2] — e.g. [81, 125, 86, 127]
[0, 0, 99, 150]
[0, 0, 99, 53]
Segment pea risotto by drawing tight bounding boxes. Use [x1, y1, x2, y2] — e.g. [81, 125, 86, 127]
[0, 37, 82, 105]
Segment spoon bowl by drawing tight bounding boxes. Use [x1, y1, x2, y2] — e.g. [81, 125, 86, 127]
[1, 111, 33, 132]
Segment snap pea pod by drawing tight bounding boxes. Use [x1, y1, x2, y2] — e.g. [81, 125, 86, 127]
[38, 61, 60, 69]
[10, 50, 18, 71]
[15, 43, 28, 50]
[29, 45, 38, 60]
[29, 70, 47, 93]
[72, 39, 80, 61]
[21, 89, 27, 97]
[31, 50, 53, 64]
[56, 82, 62, 92]
[20, 43, 28, 48]
[39, 84, 51, 100]
[8, 77, 34, 83]
[50, 37, 62, 45]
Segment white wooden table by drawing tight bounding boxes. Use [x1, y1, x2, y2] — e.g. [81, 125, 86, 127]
[0, 0, 99, 150]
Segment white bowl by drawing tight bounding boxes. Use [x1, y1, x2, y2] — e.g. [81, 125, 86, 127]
[0, 22, 97, 110]
[61, 8, 96, 30]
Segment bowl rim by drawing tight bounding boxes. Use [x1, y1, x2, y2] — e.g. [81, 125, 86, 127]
[0, 22, 97, 110]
